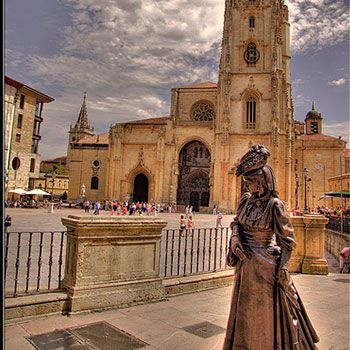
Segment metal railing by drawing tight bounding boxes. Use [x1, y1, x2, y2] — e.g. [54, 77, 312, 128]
[326, 217, 350, 234]
[160, 227, 230, 277]
[5, 231, 66, 298]
[5, 227, 231, 298]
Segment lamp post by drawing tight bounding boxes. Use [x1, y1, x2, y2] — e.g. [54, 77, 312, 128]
[303, 167, 312, 213]
[51, 172, 56, 200]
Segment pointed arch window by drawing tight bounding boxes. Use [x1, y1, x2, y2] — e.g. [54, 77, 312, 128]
[246, 97, 256, 129]
[91, 176, 99, 190]
[249, 17, 255, 28]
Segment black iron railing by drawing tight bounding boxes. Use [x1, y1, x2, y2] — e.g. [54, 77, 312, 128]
[160, 227, 230, 277]
[326, 217, 350, 234]
[5, 231, 66, 298]
[5, 227, 232, 298]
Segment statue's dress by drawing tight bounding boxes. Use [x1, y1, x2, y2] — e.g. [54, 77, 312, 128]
[223, 193, 319, 350]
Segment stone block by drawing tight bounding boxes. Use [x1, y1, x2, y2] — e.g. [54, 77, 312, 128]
[290, 214, 329, 275]
[61, 216, 168, 313]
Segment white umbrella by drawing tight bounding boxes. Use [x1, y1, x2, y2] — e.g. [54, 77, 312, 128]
[8, 188, 26, 195]
[26, 189, 51, 196]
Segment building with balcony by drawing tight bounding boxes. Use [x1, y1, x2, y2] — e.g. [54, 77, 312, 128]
[5, 76, 54, 197]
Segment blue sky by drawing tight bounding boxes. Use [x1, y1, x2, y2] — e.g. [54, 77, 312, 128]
[5, 0, 349, 159]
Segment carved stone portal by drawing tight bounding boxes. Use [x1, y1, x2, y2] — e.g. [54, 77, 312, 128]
[177, 141, 211, 211]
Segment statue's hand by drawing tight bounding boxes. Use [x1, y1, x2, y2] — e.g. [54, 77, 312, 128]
[276, 268, 291, 290]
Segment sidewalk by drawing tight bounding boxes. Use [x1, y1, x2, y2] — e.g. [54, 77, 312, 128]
[5, 271, 349, 350]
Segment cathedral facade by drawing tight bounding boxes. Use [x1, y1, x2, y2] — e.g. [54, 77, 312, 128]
[66, 0, 347, 213]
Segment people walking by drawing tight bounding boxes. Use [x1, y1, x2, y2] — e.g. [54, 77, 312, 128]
[216, 212, 223, 229]
[187, 215, 194, 236]
[94, 201, 100, 215]
[84, 199, 90, 213]
[179, 215, 186, 237]
[5, 214, 12, 233]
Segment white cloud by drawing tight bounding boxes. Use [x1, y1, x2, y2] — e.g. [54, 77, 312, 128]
[286, 0, 349, 54]
[328, 78, 348, 86]
[323, 121, 350, 146]
[5, 0, 349, 158]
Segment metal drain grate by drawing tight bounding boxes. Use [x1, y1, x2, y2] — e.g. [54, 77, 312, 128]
[26, 322, 148, 350]
[27, 329, 90, 350]
[70, 321, 148, 350]
[182, 321, 225, 339]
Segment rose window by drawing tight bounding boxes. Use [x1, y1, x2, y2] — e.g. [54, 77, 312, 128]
[191, 102, 214, 121]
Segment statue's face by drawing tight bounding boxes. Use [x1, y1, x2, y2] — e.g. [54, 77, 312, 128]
[244, 173, 265, 196]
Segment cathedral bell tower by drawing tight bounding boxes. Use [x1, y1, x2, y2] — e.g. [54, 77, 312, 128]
[215, 0, 294, 206]
[66, 93, 95, 172]
[68, 93, 95, 144]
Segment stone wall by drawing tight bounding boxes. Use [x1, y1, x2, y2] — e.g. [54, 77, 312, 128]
[325, 229, 350, 261]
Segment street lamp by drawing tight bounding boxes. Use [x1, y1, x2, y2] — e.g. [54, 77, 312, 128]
[303, 168, 312, 213]
[51, 172, 56, 201]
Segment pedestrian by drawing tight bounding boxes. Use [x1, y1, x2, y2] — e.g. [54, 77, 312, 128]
[5, 214, 12, 233]
[179, 215, 186, 237]
[187, 215, 194, 236]
[94, 201, 100, 215]
[216, 212, 223, 229]
[84, 199, 89, 213]
[339, 247, 350, 273]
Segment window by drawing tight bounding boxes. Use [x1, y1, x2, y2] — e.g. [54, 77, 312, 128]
[19, 94, 25, 109]
[17, 114, 23, 129]
[244, 43, 260, 66]
[15, 133, 21, 142]
[310, 122, 318, 134]
[28, 178, 34, 190]
[246, 97, 256, 129]
[12, 157, 21, 170]
[35, 100, 42, 116]
[31, 139, 39, 153]
[191, 101, 215, 121]
[33, 119, 41, 136]
[92, 159, 100, 168]
[30, 158, 35, 172]
[91, 176, 99, 190]
[249, 17, 255, 28]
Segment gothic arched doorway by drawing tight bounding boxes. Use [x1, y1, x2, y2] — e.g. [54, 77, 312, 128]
[177, 141, 211, 211]
[133, 173, 148, 202]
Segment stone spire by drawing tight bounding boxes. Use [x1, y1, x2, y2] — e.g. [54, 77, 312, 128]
[75, 92, 91, 131]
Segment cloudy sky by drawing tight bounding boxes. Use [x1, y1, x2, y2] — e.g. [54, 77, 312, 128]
[5, 0, 349, 159]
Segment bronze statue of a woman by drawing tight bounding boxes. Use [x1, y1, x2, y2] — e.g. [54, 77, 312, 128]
[223, 144, 319, 350]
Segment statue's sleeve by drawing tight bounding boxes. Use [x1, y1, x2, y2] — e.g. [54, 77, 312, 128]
[273, 199, 296, 251]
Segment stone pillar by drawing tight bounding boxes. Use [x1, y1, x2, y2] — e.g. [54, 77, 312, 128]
[290, 214, 328, 275]
[61, 216, 167, 313]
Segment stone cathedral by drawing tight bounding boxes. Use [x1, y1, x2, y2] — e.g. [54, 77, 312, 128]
[66, 0, 347, 213]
